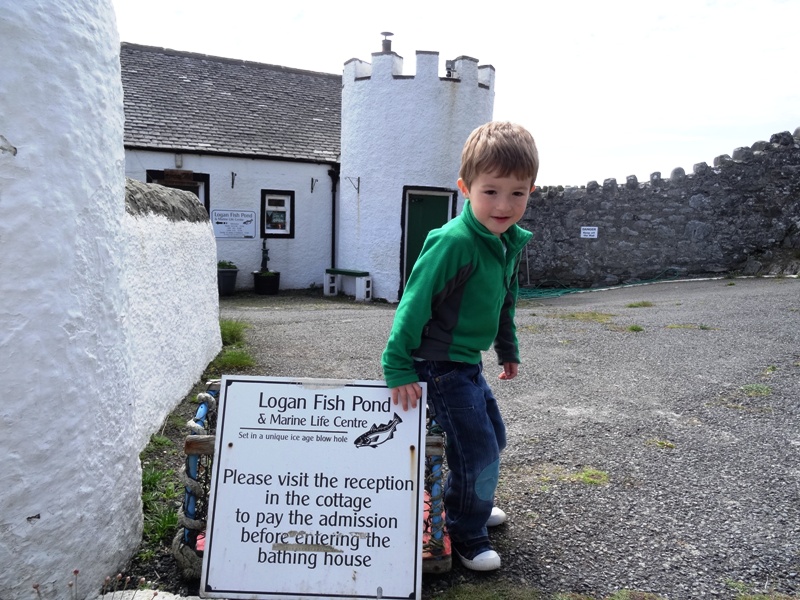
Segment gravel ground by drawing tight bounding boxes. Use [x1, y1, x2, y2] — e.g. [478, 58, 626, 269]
[208, 277, 800, 599]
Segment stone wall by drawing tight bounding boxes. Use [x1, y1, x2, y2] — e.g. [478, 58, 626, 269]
[520, 128, 800, 288]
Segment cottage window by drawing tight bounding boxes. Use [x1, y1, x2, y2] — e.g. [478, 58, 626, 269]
[261, 190, 295, 238]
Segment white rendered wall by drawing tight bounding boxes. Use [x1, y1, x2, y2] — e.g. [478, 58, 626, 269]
[340, 51, 495, 301]
[125, 151, 336, 290]
[124, 206, 221, 450]
[0, 4, 223, 598]
[0, 1, 138, 597]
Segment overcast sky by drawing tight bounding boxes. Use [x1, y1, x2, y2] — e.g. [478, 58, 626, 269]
[111, 0, 799, 186]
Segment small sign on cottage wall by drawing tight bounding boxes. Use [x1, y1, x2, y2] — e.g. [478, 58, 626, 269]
[200, 376, 425, 600]
[211, 210, 257, 239]
[580, 226, 599, 239]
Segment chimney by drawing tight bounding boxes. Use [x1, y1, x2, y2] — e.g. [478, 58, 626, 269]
[381, 31, 393, 52]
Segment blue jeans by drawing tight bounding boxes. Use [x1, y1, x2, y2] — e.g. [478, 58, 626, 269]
[415, 360, 506, 546]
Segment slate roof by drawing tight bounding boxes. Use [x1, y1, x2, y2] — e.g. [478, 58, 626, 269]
[120, 43, 341, 163]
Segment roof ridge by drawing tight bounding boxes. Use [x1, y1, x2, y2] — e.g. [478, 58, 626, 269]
[120, 42, 342, 80]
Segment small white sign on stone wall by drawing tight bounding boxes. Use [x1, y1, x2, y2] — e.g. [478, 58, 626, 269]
[211, 210, 257, 239]
[200, 376, 426, 600]
[580, 226, 599, 239]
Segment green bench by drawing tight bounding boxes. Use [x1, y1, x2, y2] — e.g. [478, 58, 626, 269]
[324, 268, 372, 301]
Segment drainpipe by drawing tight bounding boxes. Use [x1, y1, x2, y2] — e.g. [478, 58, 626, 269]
[328, 165, 340, 269]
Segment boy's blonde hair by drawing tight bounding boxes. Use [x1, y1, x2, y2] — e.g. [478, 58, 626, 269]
[459, 121, 539, 189]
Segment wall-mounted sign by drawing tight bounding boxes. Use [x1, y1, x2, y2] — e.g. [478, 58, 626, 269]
[211, 210, 257, 239]
[580, 226, 599, 239]
[200, 376, 426, 600]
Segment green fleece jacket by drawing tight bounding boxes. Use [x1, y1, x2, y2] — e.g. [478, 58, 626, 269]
[381, 200, 533, 389]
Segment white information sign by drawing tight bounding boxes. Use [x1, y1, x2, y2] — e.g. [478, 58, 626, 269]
[211, 210, 257, 239]
[580, 226, 599, 239]
[200, 376, 426, 600]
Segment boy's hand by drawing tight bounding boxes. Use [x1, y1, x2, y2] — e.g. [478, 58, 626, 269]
[391, 382, 422, 411]
[499, 362, 519, 380]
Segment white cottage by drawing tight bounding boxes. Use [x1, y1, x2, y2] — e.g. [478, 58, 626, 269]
[121, 38, 495, 301]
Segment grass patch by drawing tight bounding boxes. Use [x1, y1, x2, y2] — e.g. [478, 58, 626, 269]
[139, 455, 182, 560]
[626, 301, 654, 308]
[436, 582, 543, 599]
[606, 592, 667, 600]
[552, 311, 615, 324]
[627, 325, 644, 332]
[570, 467, 609, 485]
[206, 318, 256, 376]
[735, 595, 800, 600]
[220, 319, 248, 346]
[148, 434, 172, 448]
[647, 438, 676, 450]
[143, 505, 180, 547]
[741, 383, 771, 397]
[665, 323, 715, 330]
[216, 348, 255, 369]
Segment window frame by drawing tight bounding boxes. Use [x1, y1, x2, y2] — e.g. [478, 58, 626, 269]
[260, 189, 295, 239]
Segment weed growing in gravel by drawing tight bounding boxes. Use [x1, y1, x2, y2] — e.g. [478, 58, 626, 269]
[627, 325, 644, 332]
[220, 319, 248, 345]
[571, 467, 609, 485]
[435, 582, 542, 599]
[209, 348, 255, 373]
[726, 580, 752, 593]
[205, 318, 256, 375]
[139, 461, 181, 559]
[741, 383, 772, 397]
[647, 438, 676, 450]
[665, 323, 716, 330]
[735, 594, 800, 600]
[552, 311, 615, 323]
[626, 301, 654, 308]
[606, 592, 667, 600]
[148, 434, 171, 448]
[762, 365, 778, 375]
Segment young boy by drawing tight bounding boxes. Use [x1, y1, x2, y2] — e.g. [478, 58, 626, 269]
[382, 121, 538, 571]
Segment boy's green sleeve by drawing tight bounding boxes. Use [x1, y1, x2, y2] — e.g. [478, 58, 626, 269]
[494, 257, 522, 364]
[382, 231, 468, 388]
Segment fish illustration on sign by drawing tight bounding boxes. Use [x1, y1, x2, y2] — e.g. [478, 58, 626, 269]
[354, 413, 403, 449]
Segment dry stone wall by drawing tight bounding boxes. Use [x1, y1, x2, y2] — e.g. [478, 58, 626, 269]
[520, 128, 800, 288]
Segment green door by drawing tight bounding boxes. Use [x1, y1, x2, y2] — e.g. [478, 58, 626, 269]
[404, 193, 451, 287]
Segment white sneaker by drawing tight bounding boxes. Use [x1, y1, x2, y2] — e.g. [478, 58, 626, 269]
[453, 544, 502, 571]
[486, 506, 507, 527]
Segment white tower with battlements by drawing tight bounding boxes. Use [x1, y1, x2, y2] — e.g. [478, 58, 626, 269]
[339, 38, 495, 302]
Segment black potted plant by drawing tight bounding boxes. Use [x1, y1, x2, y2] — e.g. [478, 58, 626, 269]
[217, 260, 239, 296]
[253, 239, 280, 295]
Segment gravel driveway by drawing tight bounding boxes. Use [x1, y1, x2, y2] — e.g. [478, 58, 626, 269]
[219, 277, 800, 599]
